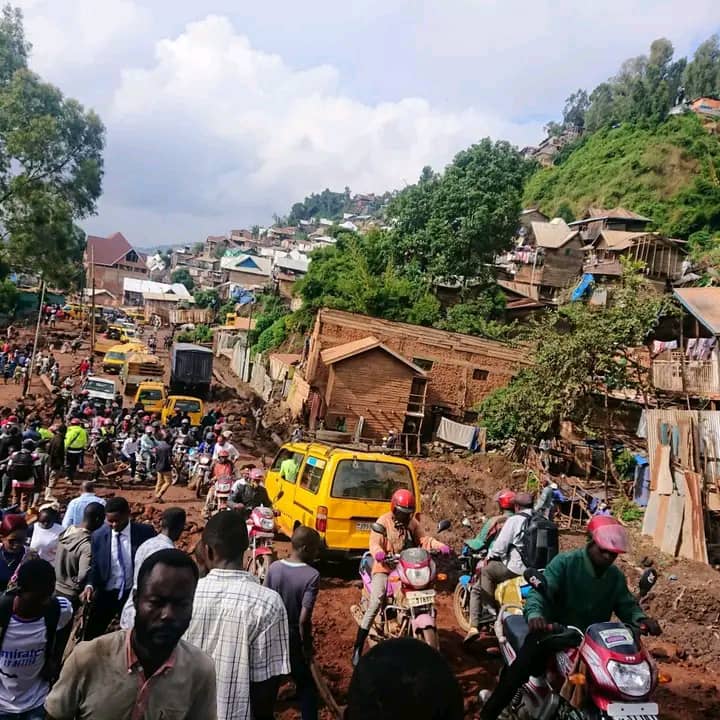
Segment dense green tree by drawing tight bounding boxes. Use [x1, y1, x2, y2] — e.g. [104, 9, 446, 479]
[193, 288, 219, 309]
[0, 4, 104, 288]
[683, 35, 720, 99]
[170, 268, 194, 291]
[389, 141, 532, 286]
[562, 89, 589, 129]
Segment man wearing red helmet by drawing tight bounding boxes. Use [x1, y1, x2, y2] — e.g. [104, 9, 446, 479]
[479, 516, 661, 720]
[351, 488, 450, 666]
[463, 489, 517, 643]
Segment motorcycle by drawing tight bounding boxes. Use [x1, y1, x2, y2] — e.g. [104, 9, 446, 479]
[171, 444, 193, 485]
[245, 505, 279, 582]
[487, 566, 664, 720]
[351, 519, 451, 650]
[191, 452, 213, 498]
[454, 518, 532, 633]
[206, 474, 234, 516]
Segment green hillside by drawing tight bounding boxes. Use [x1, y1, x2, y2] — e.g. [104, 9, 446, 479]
[523, 114, 720, 238]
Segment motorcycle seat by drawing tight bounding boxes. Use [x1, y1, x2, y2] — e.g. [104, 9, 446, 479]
[503, 614, 529, 655]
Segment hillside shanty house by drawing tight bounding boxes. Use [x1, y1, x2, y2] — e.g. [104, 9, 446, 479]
[652, 288, 720, 401]
[583, 229, 686, 282]
[84, 233, 148, 299]
[496, 219, 584, 303]
[293, 309, 530, 445]
[220, 253, 272, 289]
[569, 207, 652, 241]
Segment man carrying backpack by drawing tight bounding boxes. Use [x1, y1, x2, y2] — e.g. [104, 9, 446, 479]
[0, 558, 73, 719]
[476, 493, 537, 615]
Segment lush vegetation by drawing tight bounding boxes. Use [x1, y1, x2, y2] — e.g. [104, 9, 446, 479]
[192, 288, 219, 309]
[176, 324, 212, 344]
[479, 261, 674, 444]
[0, 4, 105, 289]
[286, 187, 391, 224]
[170, 268, 195, 292]
[524, 114, 720, 238]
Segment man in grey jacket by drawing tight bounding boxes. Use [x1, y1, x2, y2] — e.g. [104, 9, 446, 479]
[54, 502, 105, 660]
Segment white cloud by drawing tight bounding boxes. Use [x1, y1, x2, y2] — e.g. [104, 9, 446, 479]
[17, 0, 150, 76]
[108, 15, 541, 225]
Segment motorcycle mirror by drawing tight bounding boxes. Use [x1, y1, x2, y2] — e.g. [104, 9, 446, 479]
[638, 567, 658, 598]
[523, 568, 547, 595]
[370, 522, 387, 536]
[461, 517, 472, 529]
[437, 519, 451, 533]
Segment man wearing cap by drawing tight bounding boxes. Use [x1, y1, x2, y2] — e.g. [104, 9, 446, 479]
[479, 516, 661, 720]
[476, 492, 535, 615]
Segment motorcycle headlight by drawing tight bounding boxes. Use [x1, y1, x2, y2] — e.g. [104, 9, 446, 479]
[405, 567, 431, 588]
[261, 519, 274, 531]
[607, 660, 652, 697]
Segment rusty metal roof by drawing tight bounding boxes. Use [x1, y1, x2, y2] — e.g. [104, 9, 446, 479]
[320, 336, 426, 375]
[674, 288, 720, 335]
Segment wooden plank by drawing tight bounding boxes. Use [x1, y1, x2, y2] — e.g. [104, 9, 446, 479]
[653, 494, 670, 547]
[678, 471, 709, 563]
[642, 492, 660, 537]
[655, 445, 674, 494]
[660, 491, 684, 556]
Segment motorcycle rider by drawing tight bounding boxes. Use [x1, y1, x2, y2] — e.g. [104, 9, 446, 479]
[139, 425, 158, 475]
[351, 488, 451, 667]
[228, 467, 271, 515]
[203, 448, 233, 516]
[473, 492, 534, 620]
[479, 516, 662, 720]
[464, 489, 517, 644]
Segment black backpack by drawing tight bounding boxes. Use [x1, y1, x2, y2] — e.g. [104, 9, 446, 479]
[8, 450, 34, 483]
[0, 594, 62, 682]
[515, 512, 559, 570]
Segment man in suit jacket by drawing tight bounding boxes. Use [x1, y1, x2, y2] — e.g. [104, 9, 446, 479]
[81, 496, 155, 640]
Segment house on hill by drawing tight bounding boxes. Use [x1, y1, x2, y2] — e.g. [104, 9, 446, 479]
[84, 233, 148, 299]
[569, 207, 652, 241]
[496, 219, 584, 303]
[220, 253, 272, 290]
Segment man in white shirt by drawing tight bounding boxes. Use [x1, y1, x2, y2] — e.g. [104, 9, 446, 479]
[211, 433, 239, 464]
[61, 481, 106, 529]
[119, 433, 139, 479]
[120, 507, 186, 629]
[0, 559, 73, 720]
[185, 512, 290, 720]
[480, 492, 535, 610]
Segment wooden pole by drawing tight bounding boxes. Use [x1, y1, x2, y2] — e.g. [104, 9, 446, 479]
[23, 279, 46, 398]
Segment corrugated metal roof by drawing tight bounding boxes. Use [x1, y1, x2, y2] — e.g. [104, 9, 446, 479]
[123, 278, 192, 299]
[673, 288, 720, 335]
[320, 336, 426, 375]
[598, 230, 651, 250]
[531, 221, 579, 249]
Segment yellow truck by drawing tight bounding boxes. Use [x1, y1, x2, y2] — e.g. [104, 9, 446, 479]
[94, 325, 135, 355]
[134, 382, 167, 415]
[122, 352, 164, 394]
[160, 396, 204, 426]
[102, 343, 146, 374]
[264, 441, 420, 555]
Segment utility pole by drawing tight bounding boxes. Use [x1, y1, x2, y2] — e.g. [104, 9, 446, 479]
[90, 245, 96, 355]
[24, 278, 46, 398]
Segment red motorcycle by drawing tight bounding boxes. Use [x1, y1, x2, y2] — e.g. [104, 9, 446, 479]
[245, 505, 278, 582]
[489, 567, 666, 720]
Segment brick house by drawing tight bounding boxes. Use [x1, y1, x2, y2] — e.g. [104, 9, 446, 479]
[296, 309, 530, 441]
[84, 233, 148, 299]
[220, 253, 272, 289]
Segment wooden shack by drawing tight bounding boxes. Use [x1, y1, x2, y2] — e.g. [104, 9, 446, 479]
[319, 336, 427, 442]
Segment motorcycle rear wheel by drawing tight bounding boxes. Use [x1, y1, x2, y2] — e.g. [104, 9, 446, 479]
[453, 583, 472, 632]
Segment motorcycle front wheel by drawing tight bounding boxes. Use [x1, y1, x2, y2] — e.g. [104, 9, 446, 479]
[453, 583, 472, 632]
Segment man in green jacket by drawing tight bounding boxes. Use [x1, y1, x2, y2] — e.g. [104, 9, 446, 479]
[64, 419, 88, 483]
[479, 516, 661, 720]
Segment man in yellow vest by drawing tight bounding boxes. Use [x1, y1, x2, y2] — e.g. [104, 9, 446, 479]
[64, 419, 88, 483]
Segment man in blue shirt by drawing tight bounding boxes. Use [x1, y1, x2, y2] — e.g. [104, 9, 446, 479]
[61, 481, 106, 528]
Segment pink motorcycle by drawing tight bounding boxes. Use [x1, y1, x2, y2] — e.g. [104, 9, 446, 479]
[351, 520, 450, 650]
[245, 505, 278, 582]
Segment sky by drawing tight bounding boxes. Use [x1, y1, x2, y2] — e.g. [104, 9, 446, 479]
[15, 0, 720, 248]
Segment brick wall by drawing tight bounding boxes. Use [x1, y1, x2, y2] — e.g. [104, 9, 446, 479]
[306, 310, 529, 418]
